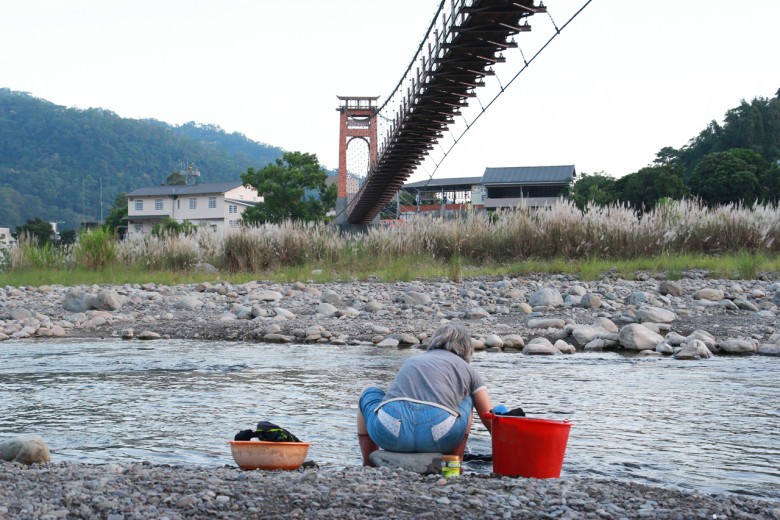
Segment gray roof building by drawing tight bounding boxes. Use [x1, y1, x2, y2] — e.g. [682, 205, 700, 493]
[127, 181, 245, 198]
[482, 165, 576, 185]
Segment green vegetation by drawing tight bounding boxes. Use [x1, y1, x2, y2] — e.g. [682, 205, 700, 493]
[240, 151, 336, 224]
[567, 89, 780, 210]
[0, 88, 284, 230]
[2, 199, 780, 286]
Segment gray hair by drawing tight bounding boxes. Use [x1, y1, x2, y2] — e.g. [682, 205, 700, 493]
[427, 323, 474, 363]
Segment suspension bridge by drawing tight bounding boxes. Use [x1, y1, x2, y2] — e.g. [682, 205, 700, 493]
[336, 0, 589, 226]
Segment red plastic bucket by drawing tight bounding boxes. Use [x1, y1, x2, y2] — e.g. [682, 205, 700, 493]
[483, 413, 572, 478]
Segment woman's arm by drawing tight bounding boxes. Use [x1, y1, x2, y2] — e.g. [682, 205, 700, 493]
[473, 388, 494, 433]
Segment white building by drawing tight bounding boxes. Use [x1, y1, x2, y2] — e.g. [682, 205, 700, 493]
[126, 181, 261, 238]
[0, 227, 12, 247]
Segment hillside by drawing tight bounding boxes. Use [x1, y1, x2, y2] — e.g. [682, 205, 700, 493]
[0, 89, 285, 229]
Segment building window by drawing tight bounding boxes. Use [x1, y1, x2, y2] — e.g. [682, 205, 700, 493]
[208, 196, 216, 209]
[228, 204, 238, 214]
[134, 200, 143, 211]
[229, 220, 239, 229]
[189, 198, 197, 210]
[210, 224, 218, 232]
[155, 199, 163, 211]
[134, 223, 143, 233]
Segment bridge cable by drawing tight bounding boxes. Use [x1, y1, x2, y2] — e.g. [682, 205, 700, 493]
[339, 0, 593, 223]
[409, 0, 594, 196]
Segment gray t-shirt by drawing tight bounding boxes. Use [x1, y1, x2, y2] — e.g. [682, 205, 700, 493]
[382, 349, 487, 415]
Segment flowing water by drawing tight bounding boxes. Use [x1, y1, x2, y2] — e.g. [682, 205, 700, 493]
[1, 339, 778, 499]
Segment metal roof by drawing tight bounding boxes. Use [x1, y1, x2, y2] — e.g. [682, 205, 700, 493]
[127, 181, 245, 197]
[403, 176, 483, 190]
[482, 165, 576, 185]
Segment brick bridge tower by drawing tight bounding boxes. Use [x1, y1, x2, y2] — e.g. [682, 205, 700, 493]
[335, 96, 378, 225]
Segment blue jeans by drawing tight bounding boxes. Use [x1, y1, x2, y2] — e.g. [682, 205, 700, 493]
[359, 387, 473, 454]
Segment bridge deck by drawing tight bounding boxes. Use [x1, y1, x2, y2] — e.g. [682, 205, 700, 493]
[347, 0, 545, 224]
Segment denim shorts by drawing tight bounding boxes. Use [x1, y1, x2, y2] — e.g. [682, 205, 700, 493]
[359, 387, 473, 454]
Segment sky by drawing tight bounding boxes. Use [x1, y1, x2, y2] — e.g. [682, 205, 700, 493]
[1, 0, 778, 184]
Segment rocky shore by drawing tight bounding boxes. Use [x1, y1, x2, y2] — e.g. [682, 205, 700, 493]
[2, 271, 780, 518]
[1, 461, 778, 519]
[2, 271, 779, 358]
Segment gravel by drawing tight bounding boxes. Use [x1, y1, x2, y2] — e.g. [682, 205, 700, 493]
[1, 461, 778, 519]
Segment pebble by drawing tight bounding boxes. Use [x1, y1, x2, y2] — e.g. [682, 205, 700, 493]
[0, 462, 776, 519]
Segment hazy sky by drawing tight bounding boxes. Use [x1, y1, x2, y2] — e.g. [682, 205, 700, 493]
[2, 0, 778, 183]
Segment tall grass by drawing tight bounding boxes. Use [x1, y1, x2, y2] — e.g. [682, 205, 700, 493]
[2, 199, 780, 283]
[72, 227, 117, 269]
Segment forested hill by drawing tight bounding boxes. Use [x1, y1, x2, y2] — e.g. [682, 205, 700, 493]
[0, 88, 285, 229]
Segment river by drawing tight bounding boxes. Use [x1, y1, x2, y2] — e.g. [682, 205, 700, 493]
[1, 339, 778, 500]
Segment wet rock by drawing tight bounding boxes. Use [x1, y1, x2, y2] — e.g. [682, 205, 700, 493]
[674, 339, 714, 360]
[717, 338, 759, 354]
[0, 435, 50, 465]
[137, 331, 161, 340]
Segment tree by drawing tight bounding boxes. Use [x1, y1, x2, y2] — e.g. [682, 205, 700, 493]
[59, 229, 77, 245]
[688, 150, 761, 205]
[104, 192, 128, 238]
[164, 172, 187, 185]
[240, 151, 336, 224]
[14, 217, 54, 244]
[612, 165, 688, 211]
[564, 172, 616, 210]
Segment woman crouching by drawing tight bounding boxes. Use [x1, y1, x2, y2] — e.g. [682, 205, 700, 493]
[357, 323, 493, 465]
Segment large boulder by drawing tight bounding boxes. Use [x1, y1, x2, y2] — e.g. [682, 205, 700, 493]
[0, 434, 50, 465]
[618, 324, 665, 351]
[528, 287, 564, 308]
[94, 289, 125, 311]
[404, 291, 432, 306]
[62, 290, 96, 313]
[674, 339, 714, 360]
[717, 338, 759, 354]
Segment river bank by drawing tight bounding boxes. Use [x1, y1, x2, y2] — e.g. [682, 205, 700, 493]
[2, 272, 779, 357]
[1, 461, 778, 519]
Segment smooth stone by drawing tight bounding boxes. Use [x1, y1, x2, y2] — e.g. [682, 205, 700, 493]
[484, 334, 504, 349]
[317, 302, 338, 317]
[527, 318, 565, 329]
[717, 338, 759, 354]
[253, 290, 283, 302]
[376, 338, 400, 348]
[580, 293, 602, 309]
[618, 324, 665, 351]
[658, 280, 684, 297]
[694, 288, 725, 301]
[674, 339, 714, 360]
[528, 287, 564, 308]
[757, 344, 780, 356]
[554, 339, 576, 354]
[523, 342, 561, 355]
[404, 291, 432, 306]
[137, 331, 161, 340]
[0, 434, 50, 465]
[636, 306, 677, 324]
